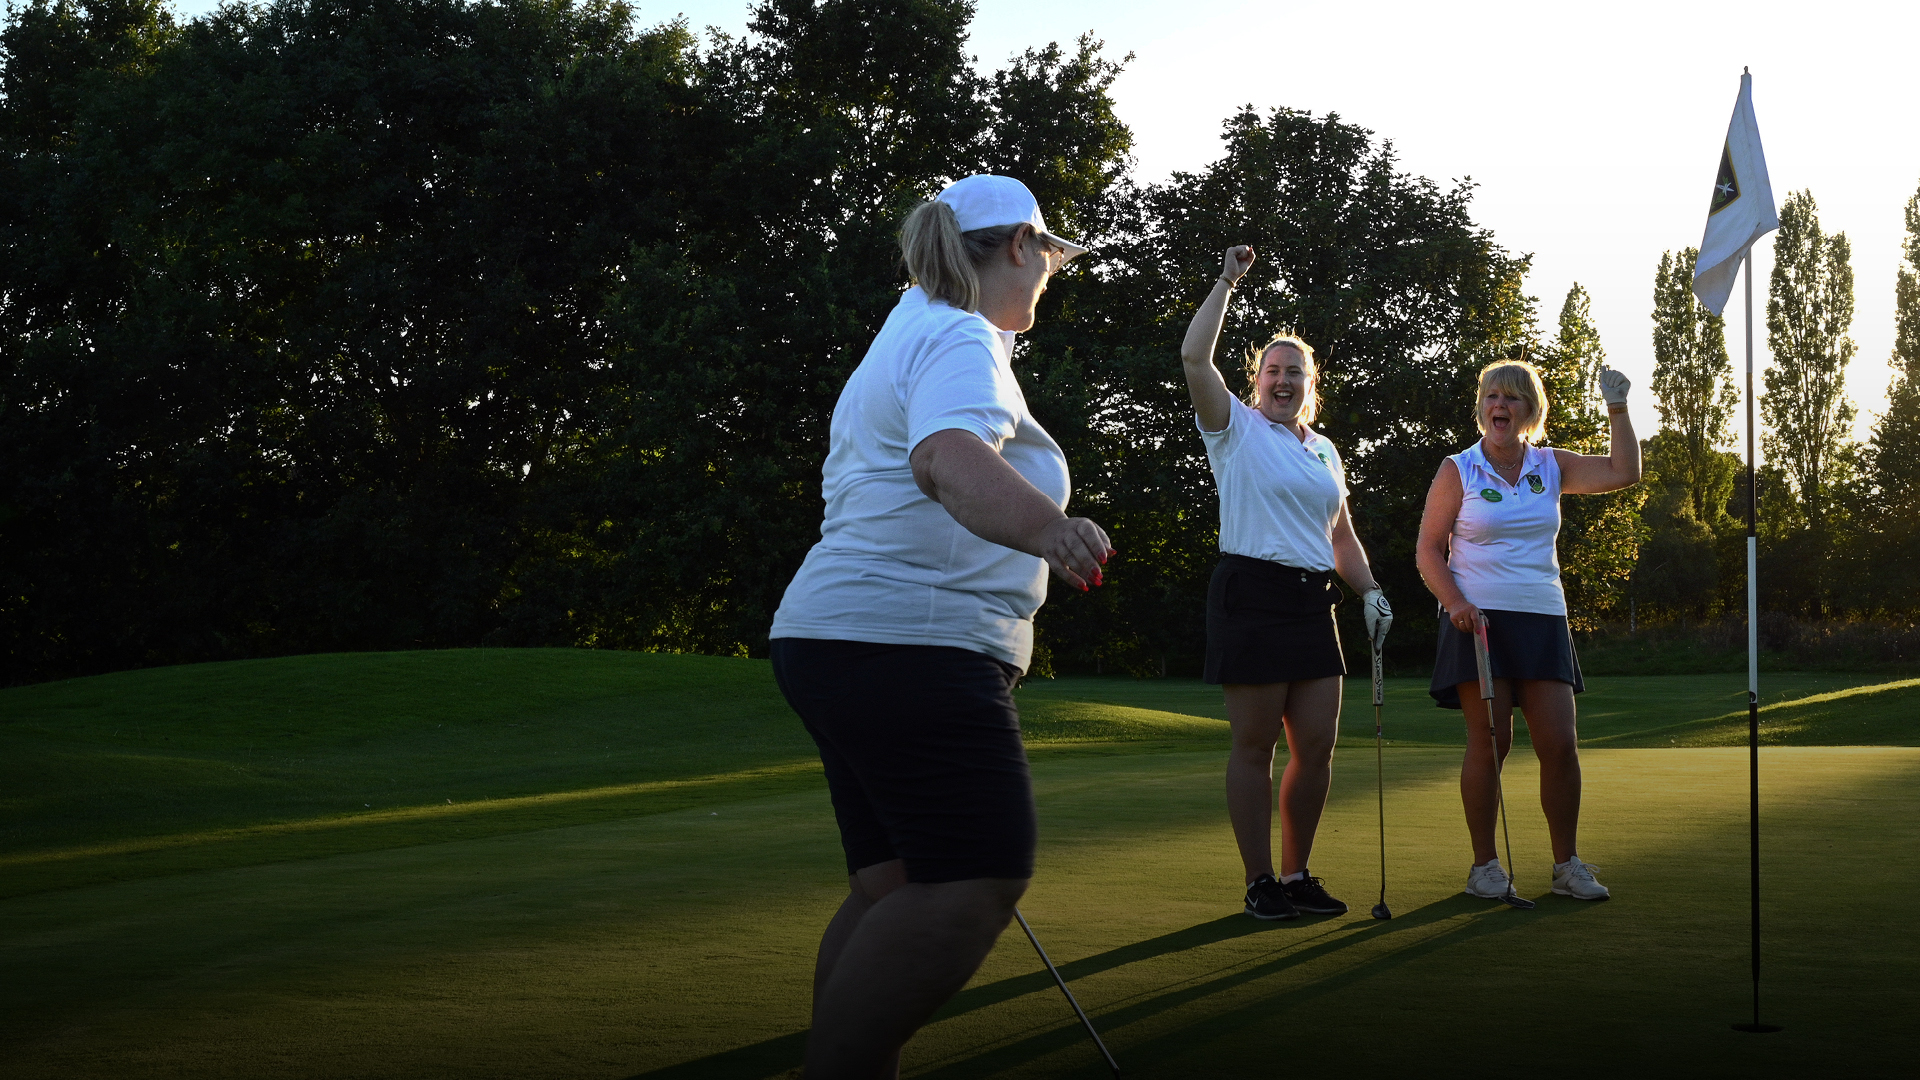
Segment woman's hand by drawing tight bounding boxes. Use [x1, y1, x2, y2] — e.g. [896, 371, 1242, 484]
[1221, 245, 1255, 286]
[1037, 517, 1115, 592]
[1598, 366, 1631, 408]
[1446, 601, 1487, 634]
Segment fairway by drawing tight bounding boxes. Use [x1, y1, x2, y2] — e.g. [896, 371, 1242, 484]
[4, 650, 1916, 1077]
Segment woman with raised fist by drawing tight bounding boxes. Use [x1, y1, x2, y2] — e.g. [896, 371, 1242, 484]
[1415, 358, 1640, 903]
[1180, 244, 1393, 922]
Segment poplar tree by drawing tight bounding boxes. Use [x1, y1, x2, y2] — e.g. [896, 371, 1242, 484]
[1764, 189, 1857, 532]
[1541, 284, 1643, 628]
[1763, 189, 1857, 615]
[1651, 247, 1737, 523]
[1863, 181, 1920, 609]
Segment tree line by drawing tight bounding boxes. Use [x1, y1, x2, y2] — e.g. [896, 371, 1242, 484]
[1638, 186, 1920, 631]
[2, 0, 1913, 684]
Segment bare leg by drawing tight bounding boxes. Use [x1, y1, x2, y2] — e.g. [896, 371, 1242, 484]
[805, 870, 1028, 1080]
[1517, 680, 1582, 864]
[1224, 683, 1289, 884]
[1458, 678, 1515, 866]
[1275, 676, 1342, 877]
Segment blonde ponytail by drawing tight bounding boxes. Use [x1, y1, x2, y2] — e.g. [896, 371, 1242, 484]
[899, 199, 1024, 311]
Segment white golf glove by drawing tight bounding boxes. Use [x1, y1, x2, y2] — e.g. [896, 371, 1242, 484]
[1362, 589, 1392, 652]
[1598, 367, 1631, 407]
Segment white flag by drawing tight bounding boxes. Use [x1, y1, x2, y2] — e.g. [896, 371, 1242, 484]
[1692, 71, 1779, 316]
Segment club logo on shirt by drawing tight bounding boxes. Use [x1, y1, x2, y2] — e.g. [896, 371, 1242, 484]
[1480, 488, 1503, 503]
[1525, 474, 1544, 494]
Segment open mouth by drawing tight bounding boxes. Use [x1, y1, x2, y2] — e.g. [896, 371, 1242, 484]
[1489, 413, 1511, 432]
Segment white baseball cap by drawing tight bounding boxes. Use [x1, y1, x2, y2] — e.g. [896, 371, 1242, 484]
[935, 174, 1088, 262]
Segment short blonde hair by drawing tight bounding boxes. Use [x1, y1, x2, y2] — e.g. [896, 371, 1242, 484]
[1475, 359, 1548, 442]
[1243, 333, 1321, 425]
[898, 199, 1026, 312]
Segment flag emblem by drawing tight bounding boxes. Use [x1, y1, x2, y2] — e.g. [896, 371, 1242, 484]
[1709, 142, 1740, 216]
[1480, 488, 1504, 503]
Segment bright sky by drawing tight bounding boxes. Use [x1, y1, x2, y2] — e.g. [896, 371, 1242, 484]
[169, 0, 1919, 451]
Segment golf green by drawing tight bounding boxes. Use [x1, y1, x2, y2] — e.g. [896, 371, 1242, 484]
[3, 651, 1914, 1077]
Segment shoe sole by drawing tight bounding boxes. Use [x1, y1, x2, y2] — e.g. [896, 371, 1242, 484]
[1244, 904, 1300, 921]
[1462, 886, 1510, 900]
[1551, 885, 1611, 900]
[1291, 903, 1349, 915]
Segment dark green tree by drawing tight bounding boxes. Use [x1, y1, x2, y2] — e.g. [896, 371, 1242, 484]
[1652, 247, 1737, 523]
[1763, 189, 1858, 615]
[1030, 107, 1530, 672]
[1538, 284, 1643, 629]
[1861, 180, 1920, 613]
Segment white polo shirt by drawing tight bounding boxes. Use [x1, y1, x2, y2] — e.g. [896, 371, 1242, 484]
[1446, 441, 1566, 616]
[1199, 397, 1348, 571]
[770, 287, 1069, 671]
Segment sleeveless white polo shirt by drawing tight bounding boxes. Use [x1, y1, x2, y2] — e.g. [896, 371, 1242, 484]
[1447, 441, 1566, 616]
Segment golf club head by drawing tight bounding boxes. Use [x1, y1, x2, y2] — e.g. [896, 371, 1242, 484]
[1498, 892, 1537, 910]
[1371, 901, 1392, 920]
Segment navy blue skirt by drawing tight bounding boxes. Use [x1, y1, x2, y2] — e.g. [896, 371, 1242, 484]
[1429, 609, 1584, 709]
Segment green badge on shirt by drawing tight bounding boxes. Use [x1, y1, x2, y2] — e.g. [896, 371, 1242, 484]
[1526, 474, 1544, 494]
[1481, 488, 1503, 503]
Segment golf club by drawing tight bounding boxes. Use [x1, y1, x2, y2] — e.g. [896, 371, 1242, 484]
[1014, 907, 1120, 1078]
[1370, 640, 1391, 920]
[1474, 620, 1536, 911]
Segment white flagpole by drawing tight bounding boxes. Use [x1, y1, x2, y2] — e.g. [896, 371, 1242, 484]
[1742, 247, 1765, 1030]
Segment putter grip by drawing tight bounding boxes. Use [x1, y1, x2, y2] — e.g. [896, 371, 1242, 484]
[1371, 649, 1385, 707]
[1473, 624, 1494, 702]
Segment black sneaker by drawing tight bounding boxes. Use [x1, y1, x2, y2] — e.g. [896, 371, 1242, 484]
[1244, 873, 1299, 920]
[1281, 872, 1349, 915]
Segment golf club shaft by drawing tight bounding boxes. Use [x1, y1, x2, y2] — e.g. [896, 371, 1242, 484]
[1372, 646, 1386, 905]
[1014, 908, 1120, 1078]
[1474, 623, 1520, 897]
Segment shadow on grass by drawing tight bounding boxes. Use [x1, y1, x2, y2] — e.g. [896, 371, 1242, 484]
[909, 892, 1581, 1079]
[626, 895, 1571, 1080]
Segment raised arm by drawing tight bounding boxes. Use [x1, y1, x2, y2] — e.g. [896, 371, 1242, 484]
[1416, 459, 1481, 631]
[1180, 246, 1256, 433]
[1557, 367, 1643, 494]
[910, 429, 1113, 591]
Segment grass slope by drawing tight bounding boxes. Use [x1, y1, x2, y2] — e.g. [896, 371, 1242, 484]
[4, 650, 1916, 1077]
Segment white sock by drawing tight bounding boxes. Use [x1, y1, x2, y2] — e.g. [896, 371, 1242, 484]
[1280, 871, 1304, 884]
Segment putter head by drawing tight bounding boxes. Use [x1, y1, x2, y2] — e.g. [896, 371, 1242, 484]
[1371, 901, 1392, 920]
[1498, 892, 1537, 910]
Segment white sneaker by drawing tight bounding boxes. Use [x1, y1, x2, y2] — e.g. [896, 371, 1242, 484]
[1552, 855, 1611, 900]
[1464, 859, 1512, 899]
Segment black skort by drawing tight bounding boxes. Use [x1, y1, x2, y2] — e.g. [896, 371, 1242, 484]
[1204, 553, 1346, 685]
[1429, 608, 1586, 709]
[768, 637, 1037, 883]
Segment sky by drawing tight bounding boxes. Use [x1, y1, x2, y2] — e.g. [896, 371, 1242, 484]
[168, 0, 1919, 452]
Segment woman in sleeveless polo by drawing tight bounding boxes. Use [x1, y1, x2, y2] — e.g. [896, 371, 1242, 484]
[1416, 358, 1642, 903]
[1179, 245, 1394, 921]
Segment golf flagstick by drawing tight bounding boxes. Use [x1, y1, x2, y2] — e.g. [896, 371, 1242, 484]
[1370, 641, 1391, 920]
[1474, 621, 1535, 910]
[1014, 908, 1120, 1077]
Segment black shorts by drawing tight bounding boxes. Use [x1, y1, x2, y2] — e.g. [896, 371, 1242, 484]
[1429, 609, 1585, 709]
[1204, 553, 1346, 685]
[768, 637, 1037, 883]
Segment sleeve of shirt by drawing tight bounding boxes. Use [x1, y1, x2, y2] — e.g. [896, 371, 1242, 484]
[905, 327, 1019, 452]
[1196, 397, 1244, 453]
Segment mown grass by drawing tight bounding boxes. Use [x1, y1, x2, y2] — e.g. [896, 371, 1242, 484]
[3, 650, 1915, 1077]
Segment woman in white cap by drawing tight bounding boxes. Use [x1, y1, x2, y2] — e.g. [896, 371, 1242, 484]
[1415, 358, 1640, 903]
[769, 174, 1108, 1078]
[1181, 244, 1392, 921]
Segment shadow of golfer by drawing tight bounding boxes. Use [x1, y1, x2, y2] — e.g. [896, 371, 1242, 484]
[907, 891, 1575, 1080]
[623, 894, 1573, 1080]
